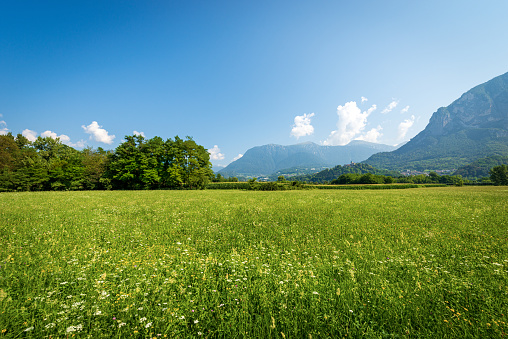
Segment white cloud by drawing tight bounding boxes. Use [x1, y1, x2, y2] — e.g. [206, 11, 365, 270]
[82, 121, 115, 144]
[355, 125, 383, 143]
[233, 154, 243, 161]
[40, 130, 85, 148]
[290, 113, 315, 139]
[323, 102, 377, 146]
[381, 100, 399, 114]
[366, 105, 377, 115]
[0, 120, 8, 135]
[361, 96, 368, 103]
[133, 130, 145, 138]
[398, 115, 415, 140]
[22, 129, 38, 142]
[41, 130, 71, 143]
[400, 105, 410, 114]
[208, 145, 225, 161]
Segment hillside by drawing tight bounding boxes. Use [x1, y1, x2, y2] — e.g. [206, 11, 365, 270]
[365, 71, 508, 171]
[453, 155, 508, 179]
[291, 163, 400, 183]
[218, 141, 397, 178]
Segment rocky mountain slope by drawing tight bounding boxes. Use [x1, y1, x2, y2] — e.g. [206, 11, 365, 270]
[365, 71, 508, 170]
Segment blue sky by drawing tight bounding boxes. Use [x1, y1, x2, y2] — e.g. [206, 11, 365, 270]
[1, 1, 508, 168]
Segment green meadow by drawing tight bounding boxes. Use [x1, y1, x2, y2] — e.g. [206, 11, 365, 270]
[0, 187, 507, 338]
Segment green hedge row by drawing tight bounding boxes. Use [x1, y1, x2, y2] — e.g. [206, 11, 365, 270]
[205, 182, 251, 190]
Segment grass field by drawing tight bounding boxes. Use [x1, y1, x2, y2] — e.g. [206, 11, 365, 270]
[0, 187, 507, 338]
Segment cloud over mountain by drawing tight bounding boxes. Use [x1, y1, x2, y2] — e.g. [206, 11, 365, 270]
[323, 102, 377, 146]
[356, 125, 383, 143]
[397, 115, 415, 140]
[290, 113, 315, 139]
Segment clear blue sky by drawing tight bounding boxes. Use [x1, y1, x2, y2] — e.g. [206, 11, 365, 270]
[1, 1, 507, 168]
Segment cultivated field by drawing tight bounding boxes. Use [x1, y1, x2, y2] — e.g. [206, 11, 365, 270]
[0, 187, 507, 338]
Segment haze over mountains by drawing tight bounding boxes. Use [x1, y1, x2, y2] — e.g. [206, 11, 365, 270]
[365, 71, 508, 171]
[218, 140, 397, 178]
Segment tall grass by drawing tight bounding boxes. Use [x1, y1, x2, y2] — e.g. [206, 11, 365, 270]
[0, 187, 507, 337]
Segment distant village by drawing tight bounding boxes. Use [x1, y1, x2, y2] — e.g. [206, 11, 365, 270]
[399, 169, 456, 176]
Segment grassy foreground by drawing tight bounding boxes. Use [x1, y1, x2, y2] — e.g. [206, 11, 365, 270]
[0, 187, 507, 338]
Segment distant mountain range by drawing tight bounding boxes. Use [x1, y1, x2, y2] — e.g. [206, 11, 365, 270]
[218, 140, 397, 178]
[218, 71, 508, 178]
[365, 71, 508, 171]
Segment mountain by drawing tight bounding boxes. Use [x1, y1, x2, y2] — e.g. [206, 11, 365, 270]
[365, 71, 508, 171]
[218, 141, 397, 178]
[291, 163, 400, 184]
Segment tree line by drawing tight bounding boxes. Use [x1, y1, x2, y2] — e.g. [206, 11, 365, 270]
[0, 133, 214, 191]
[2, 131, 506, 191]
[329, 172, 464, 186]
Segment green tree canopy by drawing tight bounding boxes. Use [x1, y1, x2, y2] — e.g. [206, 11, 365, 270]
[490, 165, 508, 185]
[107, 135, 213, 190]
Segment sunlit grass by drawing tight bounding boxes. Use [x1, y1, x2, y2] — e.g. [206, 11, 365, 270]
[0, 187, 507, 337]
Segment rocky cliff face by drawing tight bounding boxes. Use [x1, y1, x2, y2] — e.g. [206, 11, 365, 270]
[423, 72, 508, 137]
[365, 72, 508, 170]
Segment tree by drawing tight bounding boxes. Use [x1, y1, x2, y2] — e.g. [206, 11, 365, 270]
[490, 165, 508, 185]
[428, 172, 439, 182]
[107, 134, 213, 190]
[108, 135, 145, 189]
[383, 176, 395, 184]
[164, 136, 213, 189]
[81, 147, 110, 190]
[0, 134, 19, 172]
[358, 173, 383, 184]
[331, 173, 361, 184]
[180, 137, 213, 189]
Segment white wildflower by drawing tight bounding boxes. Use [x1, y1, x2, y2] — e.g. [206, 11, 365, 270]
[66, 324, 83, 332]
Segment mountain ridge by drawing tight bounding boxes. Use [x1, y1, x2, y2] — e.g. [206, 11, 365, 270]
[218, 141, 397, 178]
[364, 71, 508, 170]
